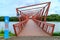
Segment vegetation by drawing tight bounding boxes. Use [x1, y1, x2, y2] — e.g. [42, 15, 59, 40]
[0, 16, 4, 21]
[9, 17, 19, 21]
[47, 14, 60, 21]
[0, 30, 60, 36]
[0, 16, 19, 21]
[0, 30, 15, 36]
[53, 32, 60, 36]
[0, 14, 60, 21]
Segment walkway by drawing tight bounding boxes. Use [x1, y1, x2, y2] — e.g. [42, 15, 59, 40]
[19, 19, 50, 36]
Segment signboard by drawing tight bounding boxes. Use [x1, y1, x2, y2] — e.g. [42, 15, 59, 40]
[4, 16, 9, 39]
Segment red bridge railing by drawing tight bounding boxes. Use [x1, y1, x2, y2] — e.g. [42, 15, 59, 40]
[32, 16, 55, 36]
[13, 2, 55, 36]
[13, 14, 29, 36]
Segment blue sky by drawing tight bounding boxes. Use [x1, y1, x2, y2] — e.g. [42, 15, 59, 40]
[0, 0, 60, 17]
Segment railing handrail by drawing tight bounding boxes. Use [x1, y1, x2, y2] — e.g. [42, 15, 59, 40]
[13, 15, 29, 36]
[32, 17, 55, 36]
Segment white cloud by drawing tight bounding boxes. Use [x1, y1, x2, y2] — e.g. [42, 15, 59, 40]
[0, 0, 60, 16]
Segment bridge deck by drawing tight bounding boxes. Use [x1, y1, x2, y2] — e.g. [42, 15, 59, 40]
[19, 19, 50, 36]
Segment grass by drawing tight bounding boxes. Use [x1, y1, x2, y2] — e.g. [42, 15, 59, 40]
[0, 30, 15, 37]
[0, 30, 60, 36]
[0, 34, 4, 36]
[53, 32, 60, 36]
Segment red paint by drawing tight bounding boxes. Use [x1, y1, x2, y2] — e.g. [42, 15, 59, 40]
[13, 2, 55, 36]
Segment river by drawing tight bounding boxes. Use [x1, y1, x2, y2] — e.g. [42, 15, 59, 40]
[0, 22, 60, 33]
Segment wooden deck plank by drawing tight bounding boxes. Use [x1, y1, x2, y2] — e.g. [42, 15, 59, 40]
[19, 19, 50, 36]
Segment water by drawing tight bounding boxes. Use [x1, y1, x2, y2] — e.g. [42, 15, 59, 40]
[0, 22, 60, 33]
[0, 22, 19, 34]
[47, 22, 60, 32]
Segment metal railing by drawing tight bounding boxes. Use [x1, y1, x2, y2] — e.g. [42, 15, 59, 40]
[32, 16, 55, 36]
[13, 14, 29, 36]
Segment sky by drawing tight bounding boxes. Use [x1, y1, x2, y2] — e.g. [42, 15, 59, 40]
[0, 0, 60, 17]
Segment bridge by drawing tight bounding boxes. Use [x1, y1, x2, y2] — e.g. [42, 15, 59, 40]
[13, 2, 55, 36]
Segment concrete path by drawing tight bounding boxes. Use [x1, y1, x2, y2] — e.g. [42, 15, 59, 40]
[19, 19, 50, 36]
[8, 36, 60, 40]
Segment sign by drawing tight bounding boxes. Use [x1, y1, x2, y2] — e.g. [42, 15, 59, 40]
[4, 16, 9, 39]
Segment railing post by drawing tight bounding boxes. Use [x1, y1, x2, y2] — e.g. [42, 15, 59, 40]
[44, 2, 51, 21]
